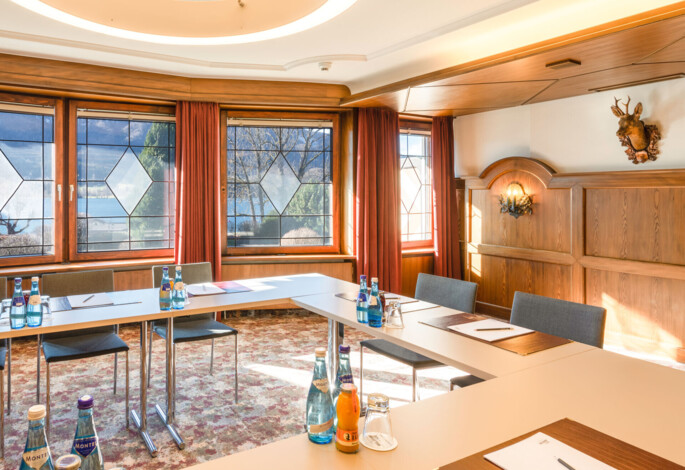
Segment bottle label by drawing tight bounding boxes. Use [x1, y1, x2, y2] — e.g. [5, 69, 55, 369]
[13, 296, 25, 307]
[161, 283, 171, 292]
[174, 282, 185, 291]
[336, 427, 359, 446]
[23, 446, 49, 469]
[73, 435, 98, 458]
[368, 296, 379, 308]
[29, 295, 41, 306]
[309, 417, 333, 434]
[312, 378, 329, 393]
[338, 374, 353, 384]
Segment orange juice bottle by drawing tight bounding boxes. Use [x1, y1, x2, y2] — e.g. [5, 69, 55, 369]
[335, 383, 360, 453]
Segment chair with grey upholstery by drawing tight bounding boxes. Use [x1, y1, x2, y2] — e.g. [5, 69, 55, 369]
[39, 270, 129, 432]
[0, 278, 8, 457]
[450, 291, 606, 390]
[359, 273, 478, 403]
[149, 262, 238, 403]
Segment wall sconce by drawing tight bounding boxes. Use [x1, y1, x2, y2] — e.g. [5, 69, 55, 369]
[498, 182, 532, 218]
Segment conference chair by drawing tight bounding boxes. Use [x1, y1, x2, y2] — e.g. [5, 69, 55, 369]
[149, 262, 239, 404]
[359, 273, 478, 403]
[0, 278, 8, 457]
[39, 270, 129, 433]
[450, 291, 607, 390]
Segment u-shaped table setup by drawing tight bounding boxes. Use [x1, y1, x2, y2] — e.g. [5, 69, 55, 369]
[2, 273, 684, 469]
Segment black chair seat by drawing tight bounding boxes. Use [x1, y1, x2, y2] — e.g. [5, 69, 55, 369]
[43, 332, 129, 363]
[450, 374, 485, 389]
[361, 339, 440, 369]
[153, 318, 238, 343]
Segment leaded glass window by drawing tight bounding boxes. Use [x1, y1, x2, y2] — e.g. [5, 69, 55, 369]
[76, 115, 175, 252]
[0, 107, 55, 257]
[226, 123, 333, 247]
[400, 130, 432, 242]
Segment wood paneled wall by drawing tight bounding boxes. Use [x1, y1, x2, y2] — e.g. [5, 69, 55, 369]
[464, 157, 685, 358]
[400, 252, 435, 297]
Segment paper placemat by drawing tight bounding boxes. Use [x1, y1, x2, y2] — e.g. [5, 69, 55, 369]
[213, 281, 252, 294]
[67, 293, 113, 309]
[448, 319, 534, 342]
[187, 283, 226, 296]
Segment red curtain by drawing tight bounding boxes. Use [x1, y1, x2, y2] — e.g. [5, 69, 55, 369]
[432, 116, 461, 279]
[174, 101, 222, 282]
[356, 108, 402, 293]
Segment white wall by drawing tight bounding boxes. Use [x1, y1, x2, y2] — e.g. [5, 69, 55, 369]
[453, 77, 685, 176]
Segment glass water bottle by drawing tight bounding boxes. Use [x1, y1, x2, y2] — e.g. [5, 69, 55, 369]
[71, 395, 103, 470]
[305, 347, 335, 444]
[171, 266, 186, 310]
[367, 277, 383, 328]
[10, 277, 26, 330]
[27, 276, 43, 327]
[356, 275, 368, 324]
[159, 267, 172, 311]
[20, 405, 54, 470]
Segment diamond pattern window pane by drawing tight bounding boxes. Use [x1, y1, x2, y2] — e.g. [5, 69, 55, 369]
[400, 131, 432, 243]
[0, 110, 55, 258]
[77, 117, 175, 253]
[227, 124, 333, 248]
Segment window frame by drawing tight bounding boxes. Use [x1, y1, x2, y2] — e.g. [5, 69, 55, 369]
[399, 119, 434, 251]
[0, 92, 65, 267]
[68, 100, 177, 262]
[220, 109, 341, 255]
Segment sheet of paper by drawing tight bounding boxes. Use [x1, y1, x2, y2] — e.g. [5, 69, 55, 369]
[401, 300, 439, 313]
[213, 281, 252, 294]
[186, 283, 226, 296]
[66, 293, 113, 309]
[484, 432, 617, 470]
[448, 318, 533, 342]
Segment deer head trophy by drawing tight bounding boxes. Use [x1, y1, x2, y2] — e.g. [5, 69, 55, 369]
[611, 96, 661, 164]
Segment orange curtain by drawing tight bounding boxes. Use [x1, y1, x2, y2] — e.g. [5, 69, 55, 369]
[356, 108, 402, 293]
[432, 116, 461, 279]
[174, 101, 222, 281]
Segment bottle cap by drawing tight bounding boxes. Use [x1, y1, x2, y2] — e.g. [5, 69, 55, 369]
[314, 347, 327, 358]
[28, 404, 46, 420]
[339, 345, 350, 354]
[341, 383, 356, 394]
[360, 275, 366, 280]
[162, 266, 168, 272]
[176, 266, 182, 271]
[78, 395, 94, 410]
[31, 276, 39, 282]
[371, 277, 378, 283]
[55, 455, 81, 470]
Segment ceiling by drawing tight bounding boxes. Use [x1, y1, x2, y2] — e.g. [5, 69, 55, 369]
[0, 0, 681, 96]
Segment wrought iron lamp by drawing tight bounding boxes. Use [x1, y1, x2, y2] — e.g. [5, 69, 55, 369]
[499, 182, 532, 218]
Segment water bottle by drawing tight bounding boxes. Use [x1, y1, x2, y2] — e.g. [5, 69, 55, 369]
[159, 267, 171, 311]
[332, 345, 354, 429]
[71, 395, 103, 470]
[171, 266, 186, 310]
[355, 275, 368, 324]
[27, 277, 43, 327]
[306, 347, 335, 444]
[10, 277, 26, 330]
[368, 277, 383, 328]
[20, 405, 54, 470]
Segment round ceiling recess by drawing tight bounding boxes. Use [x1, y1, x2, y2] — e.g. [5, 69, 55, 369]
[10, 0, 357, 44]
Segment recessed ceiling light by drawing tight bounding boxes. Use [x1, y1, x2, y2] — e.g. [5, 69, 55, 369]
[10, 0, 357, 45]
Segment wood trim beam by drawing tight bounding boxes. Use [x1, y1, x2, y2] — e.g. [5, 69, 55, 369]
[580, 256, 685, 282]
[472, 157, 556, 189]
[468, 243, 575, 266]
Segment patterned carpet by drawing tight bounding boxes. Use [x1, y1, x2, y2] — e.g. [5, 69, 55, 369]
[0, 310, 459, 469]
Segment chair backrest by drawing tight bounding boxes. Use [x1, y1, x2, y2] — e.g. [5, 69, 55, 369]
[152, 262, 214, 322]
[42, 270, 115, 338]
[510, 292, 607, 348]
[415, 273, 478, 313]
[152, 262, 213, 287]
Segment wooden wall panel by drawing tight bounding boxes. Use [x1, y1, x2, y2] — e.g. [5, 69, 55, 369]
[470, 171, 571, 252]
[114, 269, 153, 291]
[222, 261, 354, 283]
[400, 253, 434, 297]
[586, 188, 685, 265]
[471, 254, 572, 319]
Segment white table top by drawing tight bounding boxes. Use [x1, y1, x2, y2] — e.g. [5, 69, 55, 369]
[293, 292, 593, 379]
[188, 348, 685, 469]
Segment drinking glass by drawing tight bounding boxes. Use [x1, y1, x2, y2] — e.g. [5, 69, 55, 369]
[384, 301, 404, 329]
[41, 295, 51, 318]
[361, 393, 397, 451]
[0, 299, 10, 320]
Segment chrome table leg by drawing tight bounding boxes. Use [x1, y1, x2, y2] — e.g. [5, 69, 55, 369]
[155, 316, 185, 450]
[130, 321, 157, 458]
[327, 319, 343, 382]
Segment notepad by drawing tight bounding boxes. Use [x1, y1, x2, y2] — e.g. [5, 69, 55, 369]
[484, 432, 617, 470]
[66, 293, 113, 309]
[186, 283, 226, 296]
[447, 319, 533, 342]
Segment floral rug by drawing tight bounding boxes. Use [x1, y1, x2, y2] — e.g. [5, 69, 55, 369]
[0, 310, 460, 469]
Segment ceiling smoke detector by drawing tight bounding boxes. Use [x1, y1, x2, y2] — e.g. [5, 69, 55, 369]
[319, 61, 332, 72]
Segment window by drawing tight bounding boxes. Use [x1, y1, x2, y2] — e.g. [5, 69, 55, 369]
[72, 102, 176, 259]
[224, 113, 338, 253]
[399, 125, 432, 246]
[0, 96, 62, 266]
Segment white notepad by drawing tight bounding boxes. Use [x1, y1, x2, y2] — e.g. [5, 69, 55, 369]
[186, 283, 226, 296]
[484, 432, 617, 470]
[448, 319, 533, 342]
[67, 293, 113, 309]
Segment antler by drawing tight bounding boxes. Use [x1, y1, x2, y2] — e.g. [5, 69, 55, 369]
[624, 96, 631, 114]
[613, 97, 625, 116]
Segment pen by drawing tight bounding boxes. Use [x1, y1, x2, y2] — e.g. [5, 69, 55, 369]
[83, 294, 95, 303]
[475, 327, 513, 331]
[557, 458, 576, 470]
